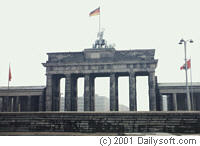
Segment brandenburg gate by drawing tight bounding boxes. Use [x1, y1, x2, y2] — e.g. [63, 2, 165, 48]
[3, 33, 200, 134]
[43, 48, 158, 112]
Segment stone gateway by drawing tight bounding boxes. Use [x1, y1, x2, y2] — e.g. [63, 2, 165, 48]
[1, 46, 200, 134]
[42, 48, 158, 111]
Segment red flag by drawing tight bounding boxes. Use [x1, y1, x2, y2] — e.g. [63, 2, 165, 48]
[180, 59, 191, 70]
[187, 59, 191, 69]
[9, 65, 12, 81]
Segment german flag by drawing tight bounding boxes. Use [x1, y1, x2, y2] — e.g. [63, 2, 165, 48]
[89, 7, 100, 16]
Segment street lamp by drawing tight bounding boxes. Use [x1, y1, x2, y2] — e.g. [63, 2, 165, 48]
[179, 38, 193, 111]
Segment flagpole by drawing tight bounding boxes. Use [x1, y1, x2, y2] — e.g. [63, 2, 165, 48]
[99, 7, 101, 34]
[190, 57, 194, 110]
[8, 64, 10, 112]
[184, 41, 191, 111]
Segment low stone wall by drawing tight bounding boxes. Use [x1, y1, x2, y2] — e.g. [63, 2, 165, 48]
[0, 111, 200, 133]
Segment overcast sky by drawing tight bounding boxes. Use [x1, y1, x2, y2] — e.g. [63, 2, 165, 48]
[0, 0, 200, 110]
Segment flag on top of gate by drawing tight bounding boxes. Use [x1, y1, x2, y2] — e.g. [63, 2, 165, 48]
[180, 59, 191, 70]
[89, 7, 100, 16]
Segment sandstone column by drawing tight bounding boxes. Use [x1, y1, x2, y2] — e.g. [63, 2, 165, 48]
[110, 73, 118, 111]
[172, 93, 178, 111]
[7, 97, 11, 112]
[167, 95, 173, 111]
[0, 97, 3, 112]
[191, 93, 195, 111]
[129, 72, 137, 111]
[192, 95, 197, 111]
[52, 76, 60, 111]
[2, 97, 7, 112]
[160, 94, 163, 111]
[10, 97, 14, 112]
[71, 76, 78, 111]
[84, 74, 95, 111]
[27, 96, 31, 111]
[90, 76, 95, 111]
[148, 72, 157, 111]
[65, 74, 72, 111]
[45, 74, 53, 111]
[84, 74, 90, 111]
[39, 95, 43, 111]
[15, 96, 19, 112]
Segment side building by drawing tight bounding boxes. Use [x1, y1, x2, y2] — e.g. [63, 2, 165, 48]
[1, 83, 200, 112]
[0, 86, 45, 112]
[158, 82, 200, 111]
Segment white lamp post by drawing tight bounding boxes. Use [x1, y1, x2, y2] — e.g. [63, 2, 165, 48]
[179, 39, 193, 111]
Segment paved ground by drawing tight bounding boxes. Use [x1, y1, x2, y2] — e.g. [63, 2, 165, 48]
[0, 132, 200, 136]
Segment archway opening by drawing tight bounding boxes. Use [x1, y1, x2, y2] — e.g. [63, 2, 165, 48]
[95, 77, 109, 111]
[162, 95, 168, 111]
[77, 77, 84, 111]
[136, 76, 149, 111]
[118, 77, 129, 111]
[59, 78, 65, 111]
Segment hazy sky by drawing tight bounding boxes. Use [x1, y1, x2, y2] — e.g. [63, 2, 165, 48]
[1, 0, 200, 110]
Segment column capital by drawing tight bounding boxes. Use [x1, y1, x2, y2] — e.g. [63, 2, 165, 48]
[46, 74, 53, 77]
[149, 71, 155, 75]
[129, 71, 136, 76]
[64, 74, 71, 78]
[110, 73, 119, 79]
[84, 73, 90, 77]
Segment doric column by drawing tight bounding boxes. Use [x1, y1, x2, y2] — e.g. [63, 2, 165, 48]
[3, 97, 9, 112]
[52, 76, 60, 111]
[15, 96, 19, 112]
[45, 74, 53, 111]
[71, 76, 78, 111]
[110, 73, 118, 111]
[160, 94, 164, 111]
[13, 97, 16, 112]
[2, 97, 7, 112]
[192, 95, 197, 111]
[39, 95, 43, 111]
[84, 74, 90, 111]
[7, 97, 11, 112]
[191, 93, 195, 111]
[0, 97, 3, 112]
[172, 93, 178, 111]
[2, 97, 5, 112]
[27, 96, 31, 111]
[84, 74, 95, 111]
[148, 72, 157, 111]
[90, 76, 95, 111]
[167, 94, 173, 111]
[129, 72, 137, 111]
[11, 97, 14, 112]
[65, 74, 72, 111]
[18, 97, 21, 112]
